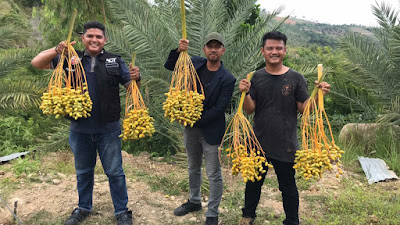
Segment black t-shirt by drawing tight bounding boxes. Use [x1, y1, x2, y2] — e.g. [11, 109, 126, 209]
[249, 68, 309, 163]
[197, 64, 216, 93]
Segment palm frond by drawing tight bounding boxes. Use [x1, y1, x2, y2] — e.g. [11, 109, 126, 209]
[218, 0, 259, 45]
[0, 25, 28, 49]
[372, 1, 399, 30]
[105, 0, 283, 150]
[377, 96, 400, 125]
[107, 0, 177, 72]
[0, 80, 45, 109]
[264, 5, 287, 30]
[0, 46, 44, 77]
[185, 0, 215, 54]
[340, 32, 397, 102]
[339, 1, 400, 120]
[329, 78, 376, 114]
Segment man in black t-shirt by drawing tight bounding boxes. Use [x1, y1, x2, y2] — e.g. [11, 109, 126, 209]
[238, 31, 331, 225]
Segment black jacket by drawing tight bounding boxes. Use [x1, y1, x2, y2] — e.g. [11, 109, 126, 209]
[164, 50, 236, 145]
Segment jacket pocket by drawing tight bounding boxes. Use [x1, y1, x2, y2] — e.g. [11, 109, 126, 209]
[105, 67, 120, 86]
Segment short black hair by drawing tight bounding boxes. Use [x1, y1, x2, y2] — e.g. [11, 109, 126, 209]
[83, 21, 106, 36]
[261, 31, 287, 47]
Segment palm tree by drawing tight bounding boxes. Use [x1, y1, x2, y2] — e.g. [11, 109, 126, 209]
[104, 0, 285, 151]
[0, 46, 47, 109]
[340, 1, 400, 125]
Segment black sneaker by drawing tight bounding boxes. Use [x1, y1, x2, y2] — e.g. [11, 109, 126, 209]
[205, 216, 218, 225]
[173, 199, 202, 216]
[64, 208, 90, 225]
[116, 210, 133, 225]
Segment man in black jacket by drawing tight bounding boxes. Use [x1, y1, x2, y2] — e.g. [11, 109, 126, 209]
[164, 32, 236, 225]
[31, 21, 140, 225]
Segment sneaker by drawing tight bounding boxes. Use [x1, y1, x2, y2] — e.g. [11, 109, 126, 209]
[115, 210, 133, 225]
[173, 199, 202, 216]
[64, 208, 90, 225]
[238, 217, 254, 225]
[205, 216, 218, 225]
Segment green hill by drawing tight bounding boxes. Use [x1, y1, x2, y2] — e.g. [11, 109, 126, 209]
[267, 14, 374, 48]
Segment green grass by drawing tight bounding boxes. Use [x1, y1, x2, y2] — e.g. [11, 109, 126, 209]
[0, 1, 12, 17]
[220, 188, 287, 225]
[51, 160, 75, 175]
[302, 178, 400, 225]
[219, 189, 245, 225]
[11, 157, 41, 177]
[25, 210, 116, 225]
[295, 175, 314, 190]
[131, 169, 190, 196]
[263, 175, 279, 188]
[340, 126, 400, 174]
[25, 210, 65, 225]
[0, 177, 19, 200]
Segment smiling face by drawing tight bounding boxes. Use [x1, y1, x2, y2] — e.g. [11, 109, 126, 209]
[261, 39, 286, 66]
[81, 28, 107, 56]
[203, 40, 225, 63]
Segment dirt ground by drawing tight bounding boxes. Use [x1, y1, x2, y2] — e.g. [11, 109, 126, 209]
[1, 151, 191, 225]
[0, 151, 396, 225]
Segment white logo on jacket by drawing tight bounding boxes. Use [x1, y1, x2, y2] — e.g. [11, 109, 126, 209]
[106, 58, 117, 63]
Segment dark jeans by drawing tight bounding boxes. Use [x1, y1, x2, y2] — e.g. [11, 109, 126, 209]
[242, 158, 299, 225]
[69, 130, 129, 215]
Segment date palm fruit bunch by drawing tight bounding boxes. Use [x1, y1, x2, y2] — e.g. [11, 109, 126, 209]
[40, 9, 92, 120]
[121, 107, 155, 140]
[227, 144, 271, 183]
[64, 84, 92, 120]
[40, 86, 67, 118]
[40, 84, 92, 120]
[163, 88, 204, 126]
[120, 52, 155, 140]
[219, 72, 273, 183]
[162, 0, 205, 127]
[293, 64, 345, 180]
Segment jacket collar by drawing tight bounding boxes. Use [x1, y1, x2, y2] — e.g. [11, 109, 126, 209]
[83, 49, 105, 57]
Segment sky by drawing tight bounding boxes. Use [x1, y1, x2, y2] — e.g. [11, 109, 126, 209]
[257, 0, 400, 27]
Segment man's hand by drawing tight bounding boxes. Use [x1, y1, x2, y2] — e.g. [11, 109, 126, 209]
[31, 40, 76, 69]
[177, 39, 189, 53]
[129, 64, 140, 81]
[55, 41, 77, 55]
[239, 79, 251, 93]
[315, 81, 331, 95]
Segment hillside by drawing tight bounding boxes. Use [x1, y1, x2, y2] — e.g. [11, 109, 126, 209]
[270, 15, 374, 48]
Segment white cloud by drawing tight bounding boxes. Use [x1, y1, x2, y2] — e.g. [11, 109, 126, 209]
[257, 0, 400, 27]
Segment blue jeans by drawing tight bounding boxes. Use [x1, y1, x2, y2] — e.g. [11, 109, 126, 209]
[184, 127, 223, 218]
[69, 130, 128, 215]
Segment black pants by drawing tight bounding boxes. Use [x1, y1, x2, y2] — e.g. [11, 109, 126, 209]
[242, 158, 299, 225]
